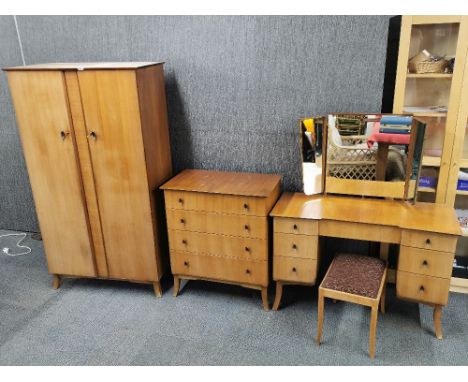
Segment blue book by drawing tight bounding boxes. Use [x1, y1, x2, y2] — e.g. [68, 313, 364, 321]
[379, 128, 411, 134]
[380, 116, 413, 125]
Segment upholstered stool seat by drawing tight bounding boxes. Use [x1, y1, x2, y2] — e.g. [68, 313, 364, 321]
[316, 253, 387, 359]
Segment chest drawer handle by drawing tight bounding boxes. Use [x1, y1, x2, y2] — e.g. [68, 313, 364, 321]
[178, 198, 184, 205]
[293, 224, 298, 231]
[182, 239, 188, 245]
[419, 286, 425, 294]
[244, 224, 250, 231]
[243, 203, 249, 211]
[244, 246, 250, 253]
[60, 131, 70, 140]
[245, 269, 251, 275]
[183, 261, 189, 267]
[180, 218, 185, 225]
[425, 238, 431, 245]
[292, 244, 297, 250]
[292, 267, 297, 272]
[422, 260, 428, 267]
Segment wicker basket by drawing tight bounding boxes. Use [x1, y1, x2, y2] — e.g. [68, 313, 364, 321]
[408, 59, 448, 74]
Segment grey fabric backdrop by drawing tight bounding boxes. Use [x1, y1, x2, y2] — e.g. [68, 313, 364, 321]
[0, 16, 391, 232]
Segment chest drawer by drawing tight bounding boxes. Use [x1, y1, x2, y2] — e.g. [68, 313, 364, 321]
[274, 233, 318, 259]
[170, 251, 268, 287]
[273, 256, 318, 284]
[166, 209, 267, 239]
[396, 271, 451, 306]
[398, 246, 454, 279]
[168, 229, 267, 261]
[164, 190, 270, 216]
[401, 230, 457, 252]
[274, 217, 318, 236]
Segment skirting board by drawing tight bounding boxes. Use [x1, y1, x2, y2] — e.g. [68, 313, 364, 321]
[450, 277, 468, 294]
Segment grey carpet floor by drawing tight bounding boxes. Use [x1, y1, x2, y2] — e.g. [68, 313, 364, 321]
[1, 229, 467, 365]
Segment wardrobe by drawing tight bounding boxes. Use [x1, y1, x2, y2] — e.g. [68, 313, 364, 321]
[4, 62, 172, 296]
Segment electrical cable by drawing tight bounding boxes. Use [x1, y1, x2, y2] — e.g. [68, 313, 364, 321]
[0, 233, 32, 257]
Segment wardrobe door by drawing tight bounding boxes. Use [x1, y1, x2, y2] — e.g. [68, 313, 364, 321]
[78, 70, 159, 282]
[7, 71, 96, 277]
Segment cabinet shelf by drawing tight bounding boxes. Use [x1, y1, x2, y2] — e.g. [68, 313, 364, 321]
[422, 156, 441, 167]
[406, 73, 453, 79]
[418, 186, 436, 193]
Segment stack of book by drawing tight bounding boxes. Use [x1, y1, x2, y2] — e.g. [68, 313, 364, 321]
[379, 116, 412, 134]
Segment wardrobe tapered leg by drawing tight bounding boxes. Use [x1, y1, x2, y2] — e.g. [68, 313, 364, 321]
[261, 287, 269, 311]
[153, 282, 162, 298]
[316, 289, 325, 345]
[52, 275, 61, 290]
[173, 276, 180, 297]
[272, 282, 283, 311]
[434, 305, 443, 340]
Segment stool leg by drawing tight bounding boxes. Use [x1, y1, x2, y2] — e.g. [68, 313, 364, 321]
[316, 289, 325, 345]
[380, 283, 386, 314]
[261, 287, 269, 311]
[272, 281, 283, 311]
[173, 276, 180, 297]
[369, 305, 378, 359]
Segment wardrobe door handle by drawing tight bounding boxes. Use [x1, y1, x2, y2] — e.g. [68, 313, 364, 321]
[60, 131, 70, 140]
[87, 131, 97, 140]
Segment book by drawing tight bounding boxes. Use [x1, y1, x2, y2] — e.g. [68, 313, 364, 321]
[380, 124, 412, 130]
[379, 128, 411, 134]
[380, 116, 413, 125]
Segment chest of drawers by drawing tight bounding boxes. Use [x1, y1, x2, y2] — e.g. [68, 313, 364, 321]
[161, 169, 281, 310]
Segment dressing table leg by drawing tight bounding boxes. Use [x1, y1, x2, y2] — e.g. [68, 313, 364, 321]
[261, 287, 269, 311]
[173, 275, 180, 297]
[380, 283, 386, 314]
[272, 282, 283, 311]
[52, 274, 61, 289]
[152, 282, 162, 298]
[316, 289, 324, 345]
[434, 305, 443, 340]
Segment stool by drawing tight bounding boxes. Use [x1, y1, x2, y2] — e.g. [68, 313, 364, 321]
[316, 253, 387, 359]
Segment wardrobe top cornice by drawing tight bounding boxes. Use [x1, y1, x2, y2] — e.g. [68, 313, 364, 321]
[3, 62, 164, 71]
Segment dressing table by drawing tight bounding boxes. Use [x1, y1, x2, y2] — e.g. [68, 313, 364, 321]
[271, 192, 461, 339]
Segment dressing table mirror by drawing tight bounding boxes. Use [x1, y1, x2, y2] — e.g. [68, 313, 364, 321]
[300, 113, 426, 200]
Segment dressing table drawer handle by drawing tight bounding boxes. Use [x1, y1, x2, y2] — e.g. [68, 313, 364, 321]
[425, 238, 431, 245]
[180, 218, 185, 225]
[178, 198, 184, 205]
[182, 239, 188, 245]
[245, 269, 251, 275]
[244, 246, 250, 253]
[183, 261, 189, 267]
[243, 203, 249, 211]
[293, 224, 298, 231]
[292, 244, 297, 250]
[292, 267, 297, 272]
[419, 286, 425, 294]
[244, 224, 250, 231]
[422, 260, 428, 267]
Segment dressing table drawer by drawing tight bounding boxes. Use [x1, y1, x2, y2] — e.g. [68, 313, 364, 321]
[398, 246, 454, 279]
[168, 229, 267, 261]
[165, 190, 268, 216]
[273, 257, 318, 284]
[396, 271, 450, 306]
[166, 209, 267, 239]
[171, 251, 268, 287]
[274, 218, 318, 236]
[401, 230, 457, 253]
[273, 233, 318, 259]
